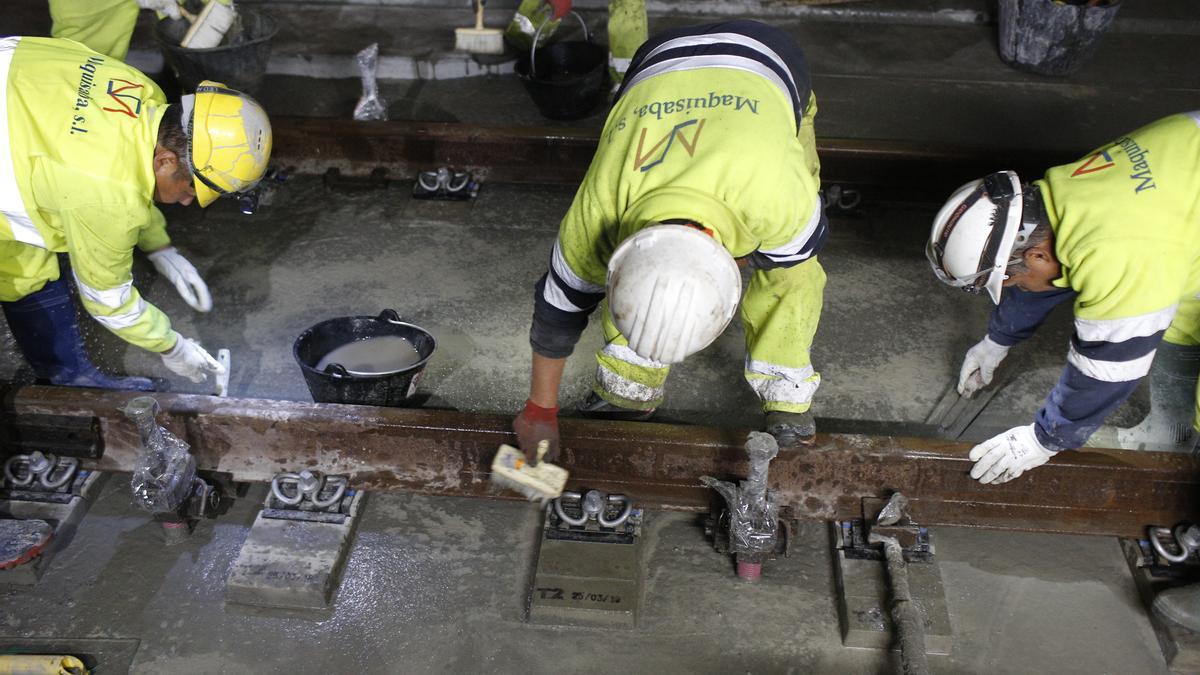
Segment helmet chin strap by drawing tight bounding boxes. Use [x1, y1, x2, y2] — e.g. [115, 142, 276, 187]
[179, 94, 195, 136]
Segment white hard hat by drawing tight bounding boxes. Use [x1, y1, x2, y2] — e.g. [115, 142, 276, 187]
[607, 224, 741, 364]
[926, 170, 1032, 304]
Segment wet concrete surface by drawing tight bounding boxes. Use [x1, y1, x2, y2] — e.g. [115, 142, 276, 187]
[0, 481, 1169, 674]
[0, 178, 1096, 434]
[1, 0, 1191, 671]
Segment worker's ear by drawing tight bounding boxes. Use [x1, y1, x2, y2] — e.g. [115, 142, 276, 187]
[152, 144, 182, 178]
[1022, 238, 1059, 276]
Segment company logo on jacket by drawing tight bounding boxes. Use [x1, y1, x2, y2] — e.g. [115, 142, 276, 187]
[634, 119, 706, 172]
[1070, 138, 1157, 193]
[102, 79, 144, 118]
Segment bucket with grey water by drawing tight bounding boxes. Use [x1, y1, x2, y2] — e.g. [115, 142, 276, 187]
[293, 309, 436, 407]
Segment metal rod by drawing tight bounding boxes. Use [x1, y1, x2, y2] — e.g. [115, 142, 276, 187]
[877, 536, 931, 675]
[4, 385, 1199, 537]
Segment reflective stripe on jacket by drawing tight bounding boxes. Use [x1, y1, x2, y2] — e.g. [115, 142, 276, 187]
[0, 37, 175, 351]
[991, 112, 1200, 449]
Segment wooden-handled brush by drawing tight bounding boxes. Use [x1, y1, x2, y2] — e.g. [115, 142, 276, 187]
[454, 0, 505, 55]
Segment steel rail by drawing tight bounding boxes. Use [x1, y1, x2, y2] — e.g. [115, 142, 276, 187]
[270, 116, 1069, 203]
[3, 385, 1197, 538]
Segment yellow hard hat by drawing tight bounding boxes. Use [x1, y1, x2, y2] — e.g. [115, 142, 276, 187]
[185, 80, 272, 207]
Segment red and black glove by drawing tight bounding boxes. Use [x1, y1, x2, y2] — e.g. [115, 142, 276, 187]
[546, 0, 573, 20]
[512, 399, 560, 465]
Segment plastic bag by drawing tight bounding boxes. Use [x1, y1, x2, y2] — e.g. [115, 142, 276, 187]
[353, 43, 388, 121]
[123, 397, 197, 513]
[701, 431, 780, 553]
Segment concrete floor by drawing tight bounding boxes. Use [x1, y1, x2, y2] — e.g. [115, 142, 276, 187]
[2, 0, 1197, 672]
[0, 482, 1169, 674]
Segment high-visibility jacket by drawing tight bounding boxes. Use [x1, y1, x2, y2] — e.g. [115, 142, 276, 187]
[987, 112, 1200, 449]
[0, 37, 177, 353]
[531, 21, 826, 358]
[49, 0, 141, 62]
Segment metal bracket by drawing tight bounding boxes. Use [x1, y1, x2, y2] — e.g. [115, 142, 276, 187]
[822, 184, 863, 212]
[0, 451, 92, 505]
[1140, 523, 1200, 572]
[181, 477, 221, 520]
[837, 495, 935, 563]
[412, 167, 478, 201]
[264, 470, 355, 524]
[3, 452, 79, 492]
[546, 490, 642, 543]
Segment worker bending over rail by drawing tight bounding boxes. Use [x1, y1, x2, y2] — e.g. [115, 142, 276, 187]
[513, 20, 830, 462]
[927, 112, 1200, 485]
[0, 37, 272, 388]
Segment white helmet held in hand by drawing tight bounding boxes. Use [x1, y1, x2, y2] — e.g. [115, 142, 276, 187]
[926, 170, 1037, 304]
[607, 224, 741, 364]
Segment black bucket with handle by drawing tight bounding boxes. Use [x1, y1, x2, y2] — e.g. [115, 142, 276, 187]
[154, 7, 278, 95]
[516, 12, 609, 121]
[293, 309, 436, 407]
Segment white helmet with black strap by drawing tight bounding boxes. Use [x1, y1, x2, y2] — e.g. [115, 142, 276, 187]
[926, 170, 1041, 304]
[607, 224, 741, 364]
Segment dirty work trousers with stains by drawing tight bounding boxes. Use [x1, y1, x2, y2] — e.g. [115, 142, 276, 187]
[505, 0, 648, 84]
[1142, 301, 1200, 441]
[593, 257, 826, 414]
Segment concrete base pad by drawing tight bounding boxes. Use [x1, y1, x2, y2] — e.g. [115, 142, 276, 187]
[1121, 538, 1200, 672]
[832, 522, 953, 656]
[527, 524, 643, 628]
[225, 491, 366, 610]
[0, 471, 107, 585]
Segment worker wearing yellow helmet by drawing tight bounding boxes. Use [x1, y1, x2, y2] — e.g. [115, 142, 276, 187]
[0, 37, 272, 389]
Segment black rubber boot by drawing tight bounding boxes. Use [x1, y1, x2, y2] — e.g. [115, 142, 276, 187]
[765, 410, 816, 448]
[2, 276, 156, 392]
[1154, 583, 1200, 633]
[576, 391, 656, 422]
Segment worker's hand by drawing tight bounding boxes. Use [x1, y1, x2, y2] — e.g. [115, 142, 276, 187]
[545, 0, 573, 20]
[161, 333, 225, 383]
[513, 399, 560, 466]
[968, 424, 1055, 484]
[147, 247, 213, 312]
[958, 336, 1010, 397]
[136, 0, 183, 20]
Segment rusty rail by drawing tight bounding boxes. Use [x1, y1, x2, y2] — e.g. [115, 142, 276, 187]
[271, 117, 1069, 203]
[3, 385, 1197, 538]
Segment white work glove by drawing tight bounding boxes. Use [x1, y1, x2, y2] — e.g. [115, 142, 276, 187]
[958, 336, 1010, 397]
[136, 0, 182, 20]
[147, 247, 212, 312]
[969, 424, 1056, 484]
[161, 333, 225, 383]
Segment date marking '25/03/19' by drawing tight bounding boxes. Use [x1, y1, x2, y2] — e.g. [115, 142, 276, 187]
[536, 587, 622, 605]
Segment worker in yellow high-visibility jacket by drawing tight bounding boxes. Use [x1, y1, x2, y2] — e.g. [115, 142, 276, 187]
[0, 37, 272, 388]
[48, 0, 233, 62]
[511, 21, 828, 462]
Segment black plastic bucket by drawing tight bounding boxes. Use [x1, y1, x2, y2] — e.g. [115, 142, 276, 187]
[516, 13, 608, 121]
[293, 309, 436, 408]
[154, 8, 278, 95]
[997, 0, 1121, 77]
